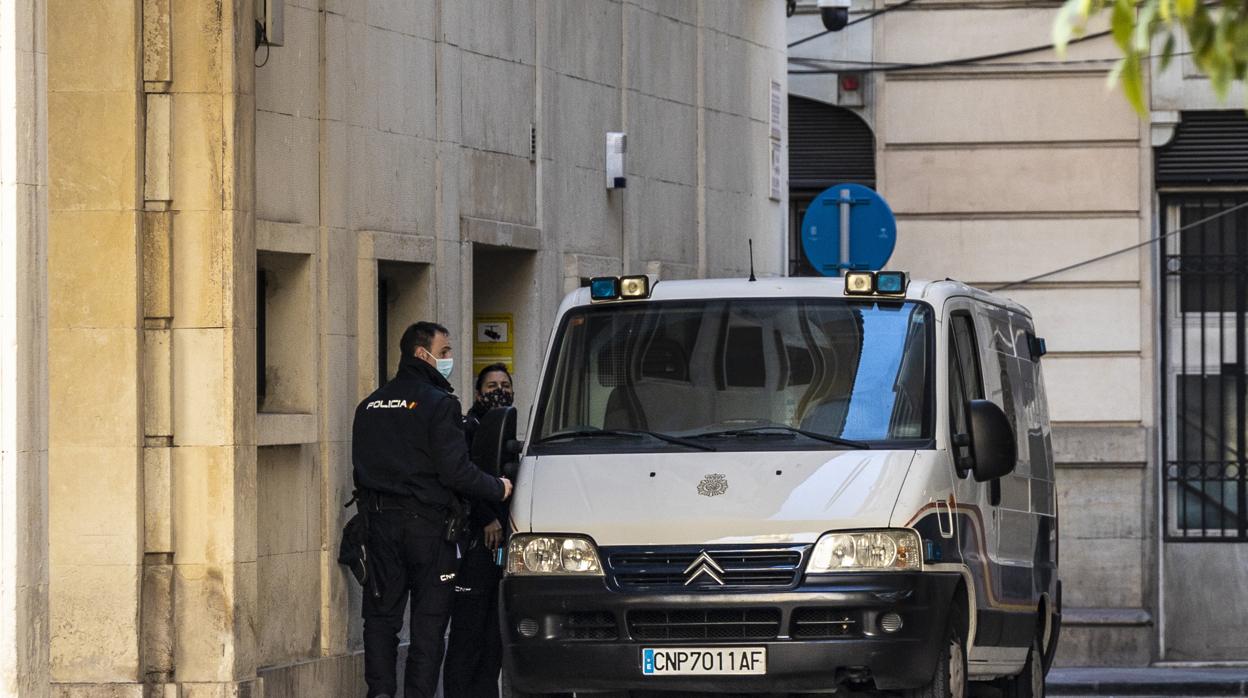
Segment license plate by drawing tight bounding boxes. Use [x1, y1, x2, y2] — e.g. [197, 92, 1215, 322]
[641, 647, 767, 676]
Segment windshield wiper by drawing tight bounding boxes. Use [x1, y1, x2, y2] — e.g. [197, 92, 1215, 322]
[690, 424, 869, 449]
[534, 428, 716, 451]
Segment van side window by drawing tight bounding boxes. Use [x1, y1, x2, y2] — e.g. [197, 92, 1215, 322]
[948, 313, 983, 474]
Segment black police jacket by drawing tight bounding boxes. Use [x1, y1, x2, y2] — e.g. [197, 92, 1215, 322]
[352, 355, 505, 509]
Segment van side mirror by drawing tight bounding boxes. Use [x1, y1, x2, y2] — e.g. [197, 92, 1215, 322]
[471, 406, 519, 477]
[967, 399, 1016, 482]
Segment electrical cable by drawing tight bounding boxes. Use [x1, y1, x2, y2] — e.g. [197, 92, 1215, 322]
[788, 0, 922, 48]
[788, 28, 1112, 74]
[789, 50, 1192, 71]
[990, 201, 1248, 292]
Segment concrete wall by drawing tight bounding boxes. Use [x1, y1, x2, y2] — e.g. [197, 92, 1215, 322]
[34, 0, 786, 695]
[0, 0, 50, 694]
[788, 0, 1155, 666]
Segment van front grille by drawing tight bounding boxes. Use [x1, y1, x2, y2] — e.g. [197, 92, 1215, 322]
[605, 546, 808, 591]
[628, 608, 781, 641]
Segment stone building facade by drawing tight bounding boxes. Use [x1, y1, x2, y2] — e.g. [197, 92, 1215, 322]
[1, 1, 788, 696]
[789, 0, 1248, 668]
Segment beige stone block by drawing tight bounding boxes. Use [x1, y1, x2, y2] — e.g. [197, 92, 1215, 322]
[50, 684, 146, 698]
[1163, 543, 1248, 660]
[459, 51, 534, 157]
[627, 4, 696, 102]
[170, 92, 225, 212]
[145, 447, 173, 552]
[1053, 424, 1148, 467]
[1060, 536, 1144, 607]
[255, 111, 317, 226]
[168, 210, 226, 328]
[47, 0, 138, 92]
[223, 92, 256, 217]
[257, 651, 364, 698]
[169, 0, 224, 93]
[144, 329, 172, 437]
[226, 210, 255, 332]
[143, 0, 172, 84]
[178, 679, 262, 698]
[256, 413, 317, 447]
[172, 445, 252, 565]
[321, 335, 357, 444]
[1042, 356, 1142, 423]
[171, 328, 233, 446]
[173, 562, 258, 682]
[141, 558, 175, 678]
[998, 287, 1142, 354]
[881, 7, 1113, 65]
[881, 146, 1141, 215]
[1054, 623, 1151, 667]
[256, 551, 321, 667]
[883, 76, 1141, 145]
[324, 228, 358, 337]
[461, 151, 536, 228]
[145, 93, 172, 203]
[1058, 469, 1145, 540]
[47, 91, 139, 212]
[49, 562, 141, 682]
[886, 217, 1143, 285]
[143, 210, 173, 318]
[255, 4, 319, 119]
[257, 445, 318, 558]
[48, 210, 139, 328]
[49, 445, 142, 566]
[48, 328, 139, 447]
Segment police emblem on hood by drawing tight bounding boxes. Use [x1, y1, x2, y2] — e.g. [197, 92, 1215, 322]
[697, 473, 728, 497]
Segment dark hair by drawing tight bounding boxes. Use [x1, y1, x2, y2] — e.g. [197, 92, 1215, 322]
[399, 321, 449, 358]
[475, 362, 512, 393]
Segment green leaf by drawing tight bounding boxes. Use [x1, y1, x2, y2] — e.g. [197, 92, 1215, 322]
[1109, 52, 1147, 115]
[1111, 0, 1135, 49]
[1176, 0, 1196, 19]
[1161, 32, 1177, 71]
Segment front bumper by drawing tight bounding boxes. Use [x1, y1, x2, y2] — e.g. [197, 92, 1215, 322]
[501, 571, 961, 693]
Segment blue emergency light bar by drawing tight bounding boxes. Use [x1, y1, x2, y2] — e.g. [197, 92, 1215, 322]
[589, 275, 652, 302]
[844, 271, 908, 297]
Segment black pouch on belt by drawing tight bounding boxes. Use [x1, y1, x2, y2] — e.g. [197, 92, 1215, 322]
[337, 491, 379, 598]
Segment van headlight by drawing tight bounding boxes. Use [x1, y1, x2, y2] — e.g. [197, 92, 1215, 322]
[807, 529, 922, 573]
[506, 534, 604, 576]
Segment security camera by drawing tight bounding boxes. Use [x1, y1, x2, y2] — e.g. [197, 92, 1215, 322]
[818, 0, 852, 31]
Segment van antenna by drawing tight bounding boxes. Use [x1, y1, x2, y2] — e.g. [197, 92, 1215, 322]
[748, 239, 757, 282]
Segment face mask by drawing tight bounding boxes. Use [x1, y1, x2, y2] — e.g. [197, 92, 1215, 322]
[478, 387, 514, 410]
[435, 357, 454, 379]
[420, 348, 454, 380]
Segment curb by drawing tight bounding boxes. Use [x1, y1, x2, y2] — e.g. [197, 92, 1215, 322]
[1048, 669, 1248, 696]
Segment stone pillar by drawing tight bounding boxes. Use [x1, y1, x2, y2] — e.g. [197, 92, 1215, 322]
[164, 0, 259, 693]
[0, 0, 50, 694]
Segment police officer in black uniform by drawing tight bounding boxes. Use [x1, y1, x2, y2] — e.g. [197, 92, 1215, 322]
[352, 321, 512, 698]
[443, 363, 514, 697]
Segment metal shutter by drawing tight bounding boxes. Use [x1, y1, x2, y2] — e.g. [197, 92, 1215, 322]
[788, 96, 875, 191]
[1156, 111, 1248, 186]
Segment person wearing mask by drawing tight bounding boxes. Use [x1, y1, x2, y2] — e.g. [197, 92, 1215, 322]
[351, 322, 513, 698]
[443, 363, 515, 698]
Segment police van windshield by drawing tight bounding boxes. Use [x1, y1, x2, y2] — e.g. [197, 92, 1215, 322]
[532, 298, 933, 452]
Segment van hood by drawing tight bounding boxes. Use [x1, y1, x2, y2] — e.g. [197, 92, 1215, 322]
[523, 449, 917, 546]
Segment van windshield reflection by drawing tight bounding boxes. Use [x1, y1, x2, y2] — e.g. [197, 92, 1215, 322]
[532, 298, 933, 452]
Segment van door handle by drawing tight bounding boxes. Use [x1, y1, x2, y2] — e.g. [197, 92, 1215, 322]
[935, 498, 954, 539]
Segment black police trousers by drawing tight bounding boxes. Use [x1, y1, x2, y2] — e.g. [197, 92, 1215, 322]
[442, 543, 502, 698]
[362, 509, 457, 698]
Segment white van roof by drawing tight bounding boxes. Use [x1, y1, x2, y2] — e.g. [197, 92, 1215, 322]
[562, 276, 1031, 319]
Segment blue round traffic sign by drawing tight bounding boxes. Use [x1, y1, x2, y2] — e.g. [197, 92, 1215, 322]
[800, 183, 897, 276]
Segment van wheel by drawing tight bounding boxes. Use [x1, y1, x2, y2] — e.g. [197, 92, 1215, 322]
[998, 637, 1044, 698]
[906, 612, 968, 698]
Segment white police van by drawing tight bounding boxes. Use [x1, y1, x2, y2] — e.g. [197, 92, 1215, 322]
[490, 272, 1061, 697]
